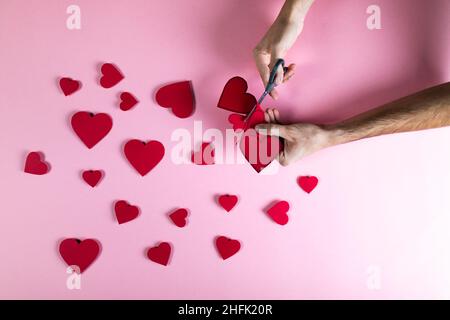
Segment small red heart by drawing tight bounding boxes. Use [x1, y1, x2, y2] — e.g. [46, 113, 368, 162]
[24, 152, 50, 175]
[71, 111, 113, 149]
[100, 63, 124, 88]
[266, 200, 290, 225]
[147, 242, 171, 266]
[119, 92, 138, 111]
[215, 236, 241, 260]
[169, 208, 188, 228]
[297, 176, 319, 193]
[228, 105, 266, 131]
[218, 194, 238, 212]
[59, 238, 100, 273]
[155, 81, 195, 118]
[114, 200, 140, 224]
[82, 170, 103, 187]
[59, 77, 81, 96]
[124, 139, 165, 176]
[191, 142, 215, 165]
[218, 76, 256, 114]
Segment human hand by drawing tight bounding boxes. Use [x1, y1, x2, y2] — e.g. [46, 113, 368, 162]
[256, 108, 332, 165]
[253, 19, 298, 100]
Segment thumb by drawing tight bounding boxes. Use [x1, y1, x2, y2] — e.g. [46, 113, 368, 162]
[255, 123, 286, 138]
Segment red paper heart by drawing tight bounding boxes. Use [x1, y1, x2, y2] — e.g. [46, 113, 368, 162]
[266, 200, 290, 225]
[297, 176, 318, 193]
[100, 63, 124, 88]
[215, 236, 241, 260]
[124, 139, 165, 176]
[82, 170, 103, 187]
[229, 105, 282, 172]
[217, 76, 256, 114]
[59, 77, 81, 96]
[24, 152, 50, 175]
[119, 92, 138, 111]
[191, 142, 215, 165]
[114, 200, 140, 224]
[71, 111, 113, 149]
[228, 106, 266, 131]
[155, 81, 195, 118]
[218, 194, 238, 212]
[59, 238, 100, 273]
[169, 208, 188, 228]
[147, 242, 171, 266]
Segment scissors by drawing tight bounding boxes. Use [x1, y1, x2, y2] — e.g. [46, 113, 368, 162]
[243, 58, 288, 123]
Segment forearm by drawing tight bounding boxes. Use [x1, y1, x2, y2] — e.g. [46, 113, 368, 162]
[277, 0, 315, 25]
[325, 82, 450, 146]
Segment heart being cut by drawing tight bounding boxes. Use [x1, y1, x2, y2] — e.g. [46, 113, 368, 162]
[229, 105, 283, 173]
[217, 76, 256, 114]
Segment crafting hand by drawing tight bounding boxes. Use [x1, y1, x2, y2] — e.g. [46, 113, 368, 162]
[256, 108, 331, 166]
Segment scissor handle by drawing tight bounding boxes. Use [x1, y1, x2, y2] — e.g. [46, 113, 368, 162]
[265, 58, 287, 93]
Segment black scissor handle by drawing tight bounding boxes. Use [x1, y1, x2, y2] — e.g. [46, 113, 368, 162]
[266, 58, 287, 93]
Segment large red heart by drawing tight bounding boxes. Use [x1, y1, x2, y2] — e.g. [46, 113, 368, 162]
[217, 76, 256, 114]
[155, 81, 195, 118]
[71, 111, 113, 149]
[266, 200, 290, 225]
[124, 139, 165, 176]
[218, 194, 238, 212]
[59, 77, 81, 96]
[169, 208, 188, 228]
[82, 170, 103, 187]
[119, 92, 138, 111]
[297, 176, 319, 193]
[24, 152, 50, 175]
[215, 236, 241, 260]
[191, 142, 215, 165]
[59, 238, 100, 273]
[100, 63, 124, 88]
[147, 242, 171, 266]
[114, 200, 140, 224]
[230, 106, 282, 172]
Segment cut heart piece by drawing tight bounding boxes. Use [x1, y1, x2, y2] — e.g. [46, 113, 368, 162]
[119, 92, 139, 111]
[191, 142, 215, 165]
[99, 63, 124, 88]
[215, 236, 241, 260]
[24, 152, 50, 175]
[217, 76, 256, 114]
[59, 238, 100, 273]
[266, 200, 290, 225]
[155, 81, 195, 118]
[71, 111, 113, 149]
[218, 194, 238, 212]
[59, 77, 81, 96]
[147, 242, 172, 266]
[82, 170, 103, 187]
[169, 208, 188, 228]
[114, 200, 140, 224]
[297, 176, 319, 193]
[124, 139, 165, 176]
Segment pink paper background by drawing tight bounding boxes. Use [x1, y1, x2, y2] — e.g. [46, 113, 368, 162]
[1, 0, 449, 299]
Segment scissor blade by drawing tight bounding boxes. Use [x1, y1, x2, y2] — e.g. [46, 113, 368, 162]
[243, 91, 268, 122]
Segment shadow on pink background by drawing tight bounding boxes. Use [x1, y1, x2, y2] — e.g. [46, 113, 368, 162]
[0, 0, 449, 299]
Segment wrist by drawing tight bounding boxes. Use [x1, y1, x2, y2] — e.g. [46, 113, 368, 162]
[321, 125, 348, 147]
